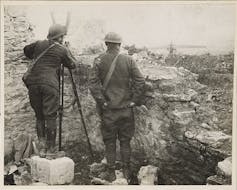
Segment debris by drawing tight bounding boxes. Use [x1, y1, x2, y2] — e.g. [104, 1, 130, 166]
[4, 139, 14, 164]
[91, 177, 110, 185]
[9, 165, 18, 175]
[14, 133, 34, 163]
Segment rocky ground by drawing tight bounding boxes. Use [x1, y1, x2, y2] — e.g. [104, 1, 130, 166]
[4, 6, 233, 185]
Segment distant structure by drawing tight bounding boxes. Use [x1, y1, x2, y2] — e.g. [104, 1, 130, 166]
[167, 42, 176, 55]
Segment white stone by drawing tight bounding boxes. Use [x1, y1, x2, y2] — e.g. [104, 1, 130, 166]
[172, 109, 195, 125]
[137, 165, 158, 185]
[217, 157, 232, 177]
[112, 170, 128, 185]
[195, 131, 231, 148]
[30, 156, 74, 185]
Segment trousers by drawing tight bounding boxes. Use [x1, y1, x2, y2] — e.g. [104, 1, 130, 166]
[101, 107, 135, 165]
[28, 84, 59, 146]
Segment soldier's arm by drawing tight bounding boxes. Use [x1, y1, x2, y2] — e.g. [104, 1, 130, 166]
[89, 58, 107, 106]
[130, 58, 145, 105]
[23, 41, 37, 59]
[61, 48, 76, 69]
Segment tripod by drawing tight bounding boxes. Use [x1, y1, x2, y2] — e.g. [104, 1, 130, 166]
[58, 65, 94, 161]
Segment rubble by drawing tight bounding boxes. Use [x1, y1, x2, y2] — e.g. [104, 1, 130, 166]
[4, 139, 14, 164]
[207, 157, 232, 185]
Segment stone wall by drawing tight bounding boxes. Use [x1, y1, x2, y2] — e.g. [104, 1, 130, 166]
[4, 6, 232, 185]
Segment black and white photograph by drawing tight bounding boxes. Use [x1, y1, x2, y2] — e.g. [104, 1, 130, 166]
[1, 1, 236, 188]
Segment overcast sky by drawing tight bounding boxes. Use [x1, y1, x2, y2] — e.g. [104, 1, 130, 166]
[12, 2, 236, 52]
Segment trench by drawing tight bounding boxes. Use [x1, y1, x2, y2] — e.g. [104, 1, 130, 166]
[4, 7, 232, 185]
[61, 64, 228, 185]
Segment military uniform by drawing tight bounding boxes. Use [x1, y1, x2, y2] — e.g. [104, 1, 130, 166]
[89, 48, 145, 176]
[24, 39, 75, 153]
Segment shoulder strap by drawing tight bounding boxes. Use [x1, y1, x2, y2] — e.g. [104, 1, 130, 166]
[32, 43, 56, 65]
[102, 54, 120, 91]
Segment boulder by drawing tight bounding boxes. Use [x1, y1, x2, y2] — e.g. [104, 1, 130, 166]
[30, 156, 74, 185]
[137, 165, 158, 185]
[217, 157, 232, 177]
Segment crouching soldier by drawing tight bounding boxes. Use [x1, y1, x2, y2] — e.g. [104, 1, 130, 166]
[89, 32, 145, 182]
[23, 24, 76, 158]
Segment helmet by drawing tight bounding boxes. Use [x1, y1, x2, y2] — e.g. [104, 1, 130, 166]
[104, 32, 122, 44]
[47, 24, 67, 40]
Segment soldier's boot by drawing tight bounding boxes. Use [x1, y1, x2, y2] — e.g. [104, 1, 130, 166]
[45, 119, 57, 159]
[106, 164, 116, 183]
[36, 119, 47, 157]
[103, 141, 116, 182]
[122, 163, 131, 182]
[120, 140, 132, 182]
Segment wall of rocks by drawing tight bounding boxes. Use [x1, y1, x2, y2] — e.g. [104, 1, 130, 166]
[4, 6, 232, 185]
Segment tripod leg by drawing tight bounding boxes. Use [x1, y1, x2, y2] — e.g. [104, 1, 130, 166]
[58, 64, 64, 151]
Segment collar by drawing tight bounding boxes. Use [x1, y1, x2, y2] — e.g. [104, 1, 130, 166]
[106, 49, 120, 54]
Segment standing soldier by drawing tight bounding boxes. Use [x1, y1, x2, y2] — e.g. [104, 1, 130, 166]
[23, 24, 76, 158]
[89, 32, 145, 182]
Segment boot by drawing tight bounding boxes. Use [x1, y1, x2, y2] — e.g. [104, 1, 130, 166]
[45, 119, 57, 159]
[120, 140, 132, 182]
[101, 141, 116, 182]
[122, 163, 131, 182]
[36, 119, 46, 157]
[100, 164, 116, 183]
[104, 141, 116, 166]
[39, 138, 47, 158]
[36, 119, 45, 138]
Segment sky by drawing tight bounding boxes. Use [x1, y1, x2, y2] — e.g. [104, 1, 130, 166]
[8, 2, 236, 53]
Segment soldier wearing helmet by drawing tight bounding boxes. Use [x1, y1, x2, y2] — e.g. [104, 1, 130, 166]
[23, 24, 76, 158]
[89, 32, 145, 183]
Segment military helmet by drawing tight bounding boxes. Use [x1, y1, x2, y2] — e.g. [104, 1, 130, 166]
[47, 24, 67, 40]
[104, 32, 122, 44]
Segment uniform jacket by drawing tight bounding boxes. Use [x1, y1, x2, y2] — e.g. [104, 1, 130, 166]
[23, 40, 75, 90]
[89, 49, 145, 109]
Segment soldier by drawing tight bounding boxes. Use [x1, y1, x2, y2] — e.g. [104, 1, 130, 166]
[23, 24, 76, 158]
[89, 32, 145, 182]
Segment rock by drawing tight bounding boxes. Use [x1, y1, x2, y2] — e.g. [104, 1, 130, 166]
[13, 171, 32, 185]
[112, 178, 128, 185]
[206, 175, 225, 185]
[172, 109, 195, 125]
[91, 177, 110, 185]
[112, 170, 128, 185]
[137, 165, 158, 185]
[195, 131, 231, 149]
[201, 123, 211, 130]
[89, 162, 106, 177]
[30, 156, 74, 185]
[14, 133, 33, 163]
[217, 157, 232, 177]
[9, 164, 18, 175]
[4, 139, 14, 164]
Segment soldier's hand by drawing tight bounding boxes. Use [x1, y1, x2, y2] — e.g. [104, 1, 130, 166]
[64, 41, 70, 48]
[102, 102, 108, 109]
[128, 102, 136, 108]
